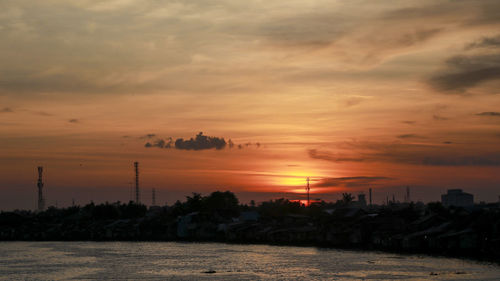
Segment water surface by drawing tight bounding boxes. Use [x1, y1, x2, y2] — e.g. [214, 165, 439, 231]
[0, 242, 498, 280]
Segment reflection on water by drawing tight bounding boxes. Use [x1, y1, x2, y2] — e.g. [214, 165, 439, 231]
[0, 242, 498, 280]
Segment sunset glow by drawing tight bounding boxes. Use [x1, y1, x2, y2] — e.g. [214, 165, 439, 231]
[1, 0, 500, 210]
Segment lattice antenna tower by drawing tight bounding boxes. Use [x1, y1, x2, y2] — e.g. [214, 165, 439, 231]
[306, 177, 310, 206]
[134, 162, 140, 204]
[37, 166, 45, 211]
[152, 188, 156, 206]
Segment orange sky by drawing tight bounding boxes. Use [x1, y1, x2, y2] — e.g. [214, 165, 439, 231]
[1, 0, 500, 210]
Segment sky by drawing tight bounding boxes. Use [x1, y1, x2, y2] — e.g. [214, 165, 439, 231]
[1, 0, 500, 210]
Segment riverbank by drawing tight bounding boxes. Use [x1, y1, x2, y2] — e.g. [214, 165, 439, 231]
[1, 192, 499, 263]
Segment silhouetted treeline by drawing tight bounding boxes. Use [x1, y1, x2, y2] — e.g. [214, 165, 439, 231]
[1, 191, 499, 262]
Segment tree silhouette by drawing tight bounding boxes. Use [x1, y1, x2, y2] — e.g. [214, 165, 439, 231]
[341, 193, 354, 205]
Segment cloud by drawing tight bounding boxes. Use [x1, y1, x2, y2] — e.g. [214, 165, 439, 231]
[140, 134, 156, 139]
[144, 132, 261, 151]
[144, 132, 226, 151]
[309, 141, 500, 166]
[466, 34, 500, 50]
[308, 149, 365, 162]
[345, 97, 365, 107]
[433, 114, 448, 121]
[315, 176, 392, 188]
[68, 118, 79, 123]
[428, 55, 500, 93]
[384, 1, 500, 27]
[0, 107, 13, 113]
[174, 132, 226, 150]
[476, 111, 500, 116]
[35, 111, 52, 116]
[397, 134, 425, 139]
[429, 34, 500, 93]
[144, 137, 173, 148]
[2, 0, 500, 98]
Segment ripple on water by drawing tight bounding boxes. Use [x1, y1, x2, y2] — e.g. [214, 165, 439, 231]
[0, 242, 499, 280]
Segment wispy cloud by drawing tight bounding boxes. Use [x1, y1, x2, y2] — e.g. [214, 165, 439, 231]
[309, 140, 500, 166]
[433, 114, 448, 121]
[466, 34, 500, 50]
[429, 34, 500, 93]
[308, 149, 365, 162]
[315, 176, 392, 188]
[397, 134, 425, 139]
[140, 134, 156, 139]
[476, 111, 500, 117]
[0, 107, 13, 113]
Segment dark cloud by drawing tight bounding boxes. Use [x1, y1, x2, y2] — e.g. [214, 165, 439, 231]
[0, 107, 13, 113]
[174, 132, 226, 150]
[315, 176, 392, 188]
[397, 134, 425, 139]
[476, 111, 500, 116]
[428, 53, 500, 93]
[466, 34, 500, 50]
[429, 35, 500, 93]
[309, 141, 500, 166]
[402, 121, 416, 125]
[443, 141, 453, 144]
[144, 133, 260, 151]
[68, 119, 79, 123]
[144, 137, 173, 148]
[421, 155, 500, 166]
[308, 149, 365, 162]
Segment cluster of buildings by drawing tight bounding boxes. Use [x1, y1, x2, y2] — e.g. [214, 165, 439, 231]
[349, 188, 476, 209]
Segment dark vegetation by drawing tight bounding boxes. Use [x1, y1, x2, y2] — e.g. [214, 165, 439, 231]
[1, 191, 499, 262]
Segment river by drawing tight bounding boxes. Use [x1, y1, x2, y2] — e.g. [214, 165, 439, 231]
[0, 242, 498, 280]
